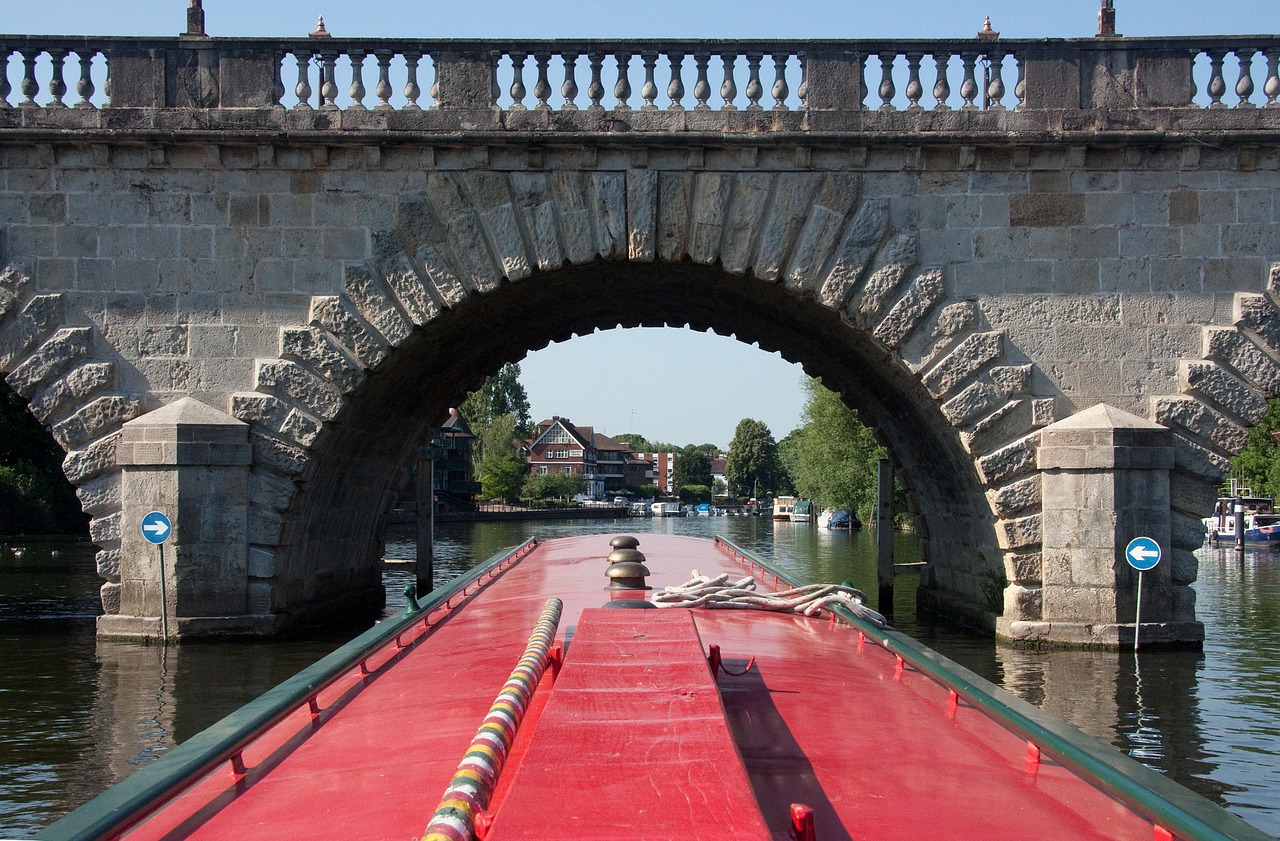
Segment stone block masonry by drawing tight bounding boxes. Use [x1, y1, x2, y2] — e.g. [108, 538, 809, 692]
[0, 29, 1277, 645]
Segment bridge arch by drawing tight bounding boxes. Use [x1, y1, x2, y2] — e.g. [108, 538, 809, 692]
[2, 153, 1278, 646]
[205, 168, 1044, 636]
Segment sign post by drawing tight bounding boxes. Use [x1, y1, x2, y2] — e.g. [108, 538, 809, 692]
[1124, 536, 1162, 652]
[141, 511, 173, 639]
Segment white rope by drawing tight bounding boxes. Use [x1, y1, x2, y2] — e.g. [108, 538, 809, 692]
[654, 570, 886, 627]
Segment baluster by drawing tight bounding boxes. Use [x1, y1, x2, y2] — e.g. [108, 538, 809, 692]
[508, 51, 528, 110]
[561, 51, 580, 111]
[667, 51, 686, 110]
[1234, 48, 1257, 108]
[986, 51, 1006, 110]
[74, 50, 97, 109]
[403, 51, 423, 110]
[374, 50, 393, 110]
[272, 51, 286, 108]
[1206, 49, 1227, 107]
[904, 51, 923, 110]
[20, 51, 39, 107]
[877, 52, 896, 111]
[429, 60, 439, 108]
[492, 50, 501, 106]
[613, 51, 633, 110]
[640, 51, 659, 110]
[797, 52, 808, 109]
[932, 53, 951, 110]
[959, 51, 979, 110]
[693, 52, 711, 110]
[294, 53, 313, 110]
[770, 54, 789, 110]
[0, 49, 11, 108]
[586, 51, 605, 111]
[744, 52, 763, 111]
[348, 50, 367, 110]
[46, 49, 68, 108]
[321, 51, 340, 109]
[720, 52, 738, 110]
[533, 53, 552, 110]
[1265, 49, 1279, 107]
[1013, 53, 1026, 109]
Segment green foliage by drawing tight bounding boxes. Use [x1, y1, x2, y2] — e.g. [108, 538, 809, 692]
[521, 471, 586, 502]
[1230, 397, 1280, 496]
[459, 363, 532, 438]
[672, 446, 712, 488]
[724, 418, 781, 498]
[477, 452, 528, 504]
[677, 484, 711, 502]
[0, 382, 87, 535]
[637, 484, 660, 499]
[474, 412, 519, 462]
[788, 378, 887, 520]
[614, 433, 653, 451]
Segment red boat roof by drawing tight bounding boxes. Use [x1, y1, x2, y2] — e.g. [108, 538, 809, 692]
[55, 534, 1262, 841]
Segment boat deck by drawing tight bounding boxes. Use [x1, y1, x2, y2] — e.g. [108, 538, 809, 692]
[116, 534, 1165, 840]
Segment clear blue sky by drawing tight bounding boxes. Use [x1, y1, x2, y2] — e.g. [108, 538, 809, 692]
[4, 1, 1264, 447]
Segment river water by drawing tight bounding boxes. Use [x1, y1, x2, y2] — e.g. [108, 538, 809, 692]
[1, 516, 1278, 838]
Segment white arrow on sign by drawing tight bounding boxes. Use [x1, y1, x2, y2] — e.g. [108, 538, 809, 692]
[143, 520, 170, 539]
[1128, 545, 1159, 563]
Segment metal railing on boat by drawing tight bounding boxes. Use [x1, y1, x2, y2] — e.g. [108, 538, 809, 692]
[712, 536, 1274, 841]
[35, 538, 540, 841]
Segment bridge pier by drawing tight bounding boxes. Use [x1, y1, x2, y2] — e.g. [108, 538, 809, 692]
[98, 398, 267, 640]
[998, 404, 1204, 649]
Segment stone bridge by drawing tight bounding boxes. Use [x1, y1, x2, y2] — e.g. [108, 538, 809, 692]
[1, 13, 1278, 646]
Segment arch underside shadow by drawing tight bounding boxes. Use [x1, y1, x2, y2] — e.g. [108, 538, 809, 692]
[277, 262, 1002, 626]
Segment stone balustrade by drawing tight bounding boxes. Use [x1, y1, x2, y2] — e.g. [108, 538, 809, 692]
[0, 34, 1277, 132]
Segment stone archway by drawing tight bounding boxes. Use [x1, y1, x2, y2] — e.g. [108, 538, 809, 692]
[3, 165, 1277, 646]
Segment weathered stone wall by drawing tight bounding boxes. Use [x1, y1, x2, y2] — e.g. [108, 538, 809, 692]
[0, 132, 1277, 640]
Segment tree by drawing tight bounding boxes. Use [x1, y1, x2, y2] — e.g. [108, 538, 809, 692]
[775, 428, 800, 496]
[477, 452, 528, 504]
[459, 363, 532, 438]
[522, 471, 586, 502]
[1230, 397, 1280, 496]
[725, 418, 781, 499]
[614, 433, 653, 451]
[672, 445, 711, 489]
[789, 378, 887, 520]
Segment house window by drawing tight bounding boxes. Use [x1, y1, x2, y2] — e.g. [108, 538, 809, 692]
[538, 465, 548, 475]
[563, 466, 572, 474]
[553, 449, 568, 459]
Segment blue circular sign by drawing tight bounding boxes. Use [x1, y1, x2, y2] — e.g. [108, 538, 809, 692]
[1125, 536, 1162, 571]
[141, 511, 172, 545]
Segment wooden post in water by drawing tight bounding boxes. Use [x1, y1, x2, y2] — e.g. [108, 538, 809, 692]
[876, 458, 894, 619]
[416, 445, 436, 597]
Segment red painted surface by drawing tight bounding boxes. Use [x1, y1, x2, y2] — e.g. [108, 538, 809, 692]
[484, 608, 771, 840]
[117, 535, 1164, 841]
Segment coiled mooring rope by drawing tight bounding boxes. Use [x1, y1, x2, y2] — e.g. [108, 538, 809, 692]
[654, 571, 886, 627]
[422, 597, 563, 841]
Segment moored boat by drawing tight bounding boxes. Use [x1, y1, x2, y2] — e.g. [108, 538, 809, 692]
[38, 534, 1270, 841]
[789, 498, 816, 523]
[1202, 480, 1280, 545]
[771, 495, 795, 520]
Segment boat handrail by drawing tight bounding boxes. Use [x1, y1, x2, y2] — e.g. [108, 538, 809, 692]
[711, 536, 1274, 841]
[35, 537, 540, 841]
[421, 597, 563, 841]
